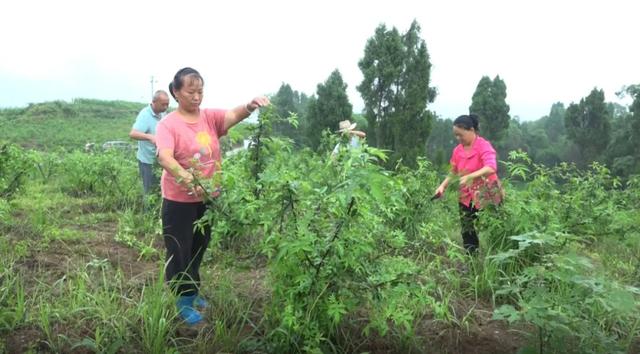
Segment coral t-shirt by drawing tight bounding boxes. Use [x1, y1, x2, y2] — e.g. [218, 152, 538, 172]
[155, 108, 228, 202]
[450, 136, 501, 208]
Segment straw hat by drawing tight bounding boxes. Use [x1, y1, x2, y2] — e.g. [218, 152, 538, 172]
[337, 120, 357, 133]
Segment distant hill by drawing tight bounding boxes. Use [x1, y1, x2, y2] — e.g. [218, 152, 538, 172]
[0, 99, 145, 150]
[0, 98, 255, 151]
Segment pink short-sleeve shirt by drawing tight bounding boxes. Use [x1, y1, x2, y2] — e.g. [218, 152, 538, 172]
[155, 108, 228, 203]
[450, 136, 500, 208]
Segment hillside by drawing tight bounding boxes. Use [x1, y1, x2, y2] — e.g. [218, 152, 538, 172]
[0, 99, 255, 151]
[0, 99, 145, 150]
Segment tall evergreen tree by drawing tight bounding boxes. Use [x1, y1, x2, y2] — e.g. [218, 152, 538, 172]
[564, 88, 611, 165]
[628, 85, 640, 156]
[544, 102, 566, 143]
[606, 84, 640, 176]
[271, 83, 302, 143]
[269, 83, 310, 145]
[469, 75, 511, 143]
[357, 20, 436, 167]
[305, 70, 353, 149]
[501, 120, 527, 159]
[605, 109, 633, 176]
[425, 117, 456, 167]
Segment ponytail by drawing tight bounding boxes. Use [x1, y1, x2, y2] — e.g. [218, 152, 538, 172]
[453, 114, 480, 131]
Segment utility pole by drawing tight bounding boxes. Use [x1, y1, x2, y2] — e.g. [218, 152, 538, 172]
[150, 75, 155, 99]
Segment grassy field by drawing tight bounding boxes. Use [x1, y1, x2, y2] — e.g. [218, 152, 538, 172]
[0, 99, 142, 150]
[0, 99, 253, 151]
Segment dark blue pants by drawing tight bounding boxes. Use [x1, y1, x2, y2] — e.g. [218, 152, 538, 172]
[138, 161, 159, 195]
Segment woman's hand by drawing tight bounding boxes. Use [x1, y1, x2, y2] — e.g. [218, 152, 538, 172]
[434, 176, 451, 198]
[177, 170, 194, 185]
[179, 171, 206, 196]
[225, 96, 272, 131]
[460, 174, 472, 186]
[189, 185, 206, 197]
[246, 96, 271, 112]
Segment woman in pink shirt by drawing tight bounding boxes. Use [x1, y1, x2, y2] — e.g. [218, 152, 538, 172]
[156, 67, 269, 326]
[434, 114, 502, 253]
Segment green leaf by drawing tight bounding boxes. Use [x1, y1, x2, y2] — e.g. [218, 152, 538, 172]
[606, 288, 636, 314]
[492, 305, 520, 323]
[326, 295, 347, 325]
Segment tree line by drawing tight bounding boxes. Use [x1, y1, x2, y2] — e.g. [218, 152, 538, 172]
[263, 19, 640, 178]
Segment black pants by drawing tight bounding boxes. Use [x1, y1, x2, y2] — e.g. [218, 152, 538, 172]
[459, 202, 479, 253]
[162, 199, 211, 296]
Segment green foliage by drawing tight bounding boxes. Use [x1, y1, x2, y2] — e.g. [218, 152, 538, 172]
[0, 99, 144, 150]
[2, 98, 640, 353]
[0, 142, 35, 199]
[181, 121, 640, 352]
[137, 274, 179, 354]
[628, 85, 640, 155]
[351, 113, 368, 131]
[481, 151, 625, 256]
[357, 20, 436, 167]
[57, 150, 140, 210]
[259, 148, 422, 351]
[425, 117, 456, 168]
[198, 111, 452, 351]
[480, 151, 640, 353]
[0, 262, 27, 332]
[115, 207, 161, 260]
[494, 88, 638, 180]
[604, 85, 640, 177]
[249, 105, 297, 198]
[469, 75, 511, 143]
[269, 83, 310, 145]
[220, 121, 255, 153]
[493, 249, 639, 354]
[305, 70, 353, 149]
[544, 102, 567, 143]
[565, 88, 611, 166]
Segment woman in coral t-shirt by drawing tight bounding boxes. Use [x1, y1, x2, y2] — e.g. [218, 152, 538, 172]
[156, 67, 269, 326]
[434, 114, 502, 253]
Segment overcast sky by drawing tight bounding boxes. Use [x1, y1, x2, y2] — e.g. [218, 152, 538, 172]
[1, 0, 638, 121]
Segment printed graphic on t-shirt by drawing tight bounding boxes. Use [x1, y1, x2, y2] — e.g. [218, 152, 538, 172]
[195, 131, 212, 157]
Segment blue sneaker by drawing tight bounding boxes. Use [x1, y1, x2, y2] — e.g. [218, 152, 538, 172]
[176, 295, 203, 326]
[194, 295, 208, 310]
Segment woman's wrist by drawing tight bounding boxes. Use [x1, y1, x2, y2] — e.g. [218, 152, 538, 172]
[244, 103, 254, 115]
